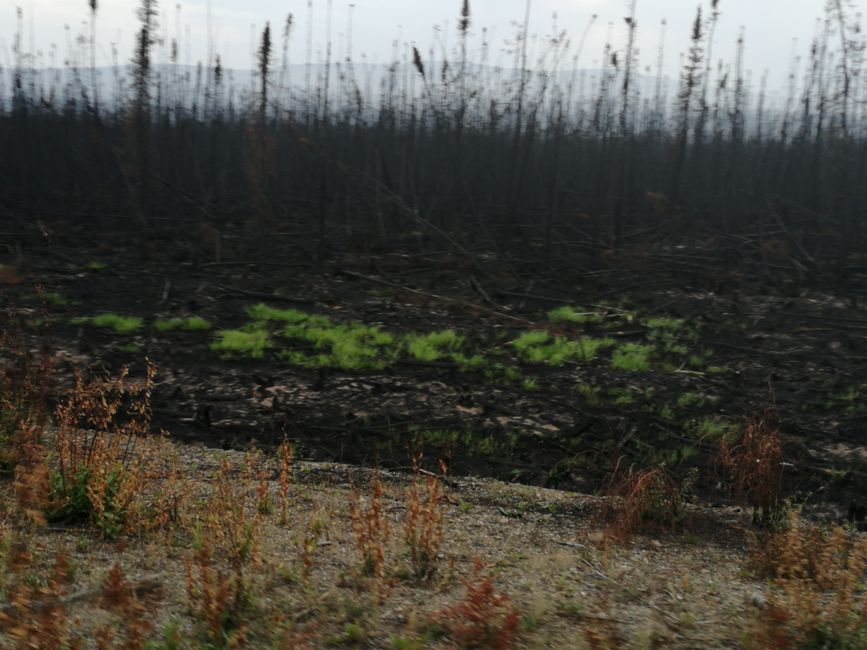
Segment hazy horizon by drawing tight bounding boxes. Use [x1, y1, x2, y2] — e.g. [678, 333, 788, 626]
[0, 1, 841, 91]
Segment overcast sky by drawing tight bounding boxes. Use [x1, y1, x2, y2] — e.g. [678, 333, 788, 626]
[0, 1, 841, 88]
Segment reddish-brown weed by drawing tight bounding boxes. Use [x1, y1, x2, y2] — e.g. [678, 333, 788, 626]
[718, 412, 784, 525]
[403, 454, 446, 579]
[435, 557, 521, 650]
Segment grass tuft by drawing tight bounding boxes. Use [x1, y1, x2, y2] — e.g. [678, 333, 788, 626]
[611, 343, 654, 371]
[154, 316, 212, 332]
[513, 332, 614, 366]
[212, 326, 272, 358]
[82, 313, 144, 333]
[547, 305, 603, 324]
[406, 330, 464, 362]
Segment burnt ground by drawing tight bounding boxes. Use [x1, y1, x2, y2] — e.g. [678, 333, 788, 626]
[3, 221, 867, 520]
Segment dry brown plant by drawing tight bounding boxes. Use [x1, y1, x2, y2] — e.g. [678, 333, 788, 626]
[205, 459, 262, 613]
[435, 557, 521, 649]
[349, 472, 391, 579]
[0, 547, 81, 649]
[12, 421, 50, 528]
[46, 362, 161, 536]
[94, 562, 154, 650]
[749, 511, 867, 648]
[718, 412, 784, 525]
[0, 338, 52, 473]
[277, 440, 293, 525]
[602, 463, 687, 542]
[185, 536, 246, 645]
[297, 508, 329, 581]
[403, 455, 446, 580]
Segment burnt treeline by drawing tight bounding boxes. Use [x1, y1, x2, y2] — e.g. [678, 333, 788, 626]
[2, 0, 866, 264]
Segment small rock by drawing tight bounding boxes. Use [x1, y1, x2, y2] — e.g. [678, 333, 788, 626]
[750, 592, 767, 609]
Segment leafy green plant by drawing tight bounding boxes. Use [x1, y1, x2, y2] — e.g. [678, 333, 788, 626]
[676, 392, 704, 409]
[154, 316, 212, 332]
[212, 326, 272, 358]
[646, 316, 696, 356]
[75, 313, 144, 334]
[452, 353, 487, 369]
[689, 417, 732, 441]
[547, 305, 602, 324]
[522, 378, 539, 391]
[246, 303, 328, 325]
[284, 322, 396, 370]
[577, 383, 602, 406]
[512, 332, 613, 366]
[406, 330, 464, 362]
[611, 343, 654, 371]
[608, 387, 637, 406]
[30, 291, 73, 307]
[512, 331, 550, 351]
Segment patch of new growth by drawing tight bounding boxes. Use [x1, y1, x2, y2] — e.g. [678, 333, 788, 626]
[213, 303, 476, 371]
[153, 316, 212, 332]
[210, 302, 710, 379]
[71, 313, 144, 334]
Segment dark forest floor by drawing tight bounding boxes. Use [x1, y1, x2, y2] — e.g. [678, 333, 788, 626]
[2, 219, 866, 521]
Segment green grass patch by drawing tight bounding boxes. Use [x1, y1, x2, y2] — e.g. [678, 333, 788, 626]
[608, 387, 637, 405]
[512, 332, 614, 366]
[85, 261, 108, 271]
[246, 303, 328, 325]
[27, 291, 74, 307]
[611, 343, 654, 371]
[283, 322, 396, 370]
[522, 378, 540, 391]
[547, 305, 603, 324]
[413, 428, 519, 455]
[676, 392, 704, 409]
[451, 353, 487, 369]
[644, 316, 686, 332]
[577, 383, 602, 406]
[645, 316, 697, 356]
[212, 326, 272, 359]
[118, 343, 144, 353]
[834, 386, 861, 402]
[75, 313, 143, 334]
[154, 316, 213, 332]
[513, 330, 552, 350]
[405, 330, 464, 362]
[687, 417, 733, 442]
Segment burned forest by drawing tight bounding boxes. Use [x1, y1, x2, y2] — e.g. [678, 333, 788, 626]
[1, 0, 866, 647]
